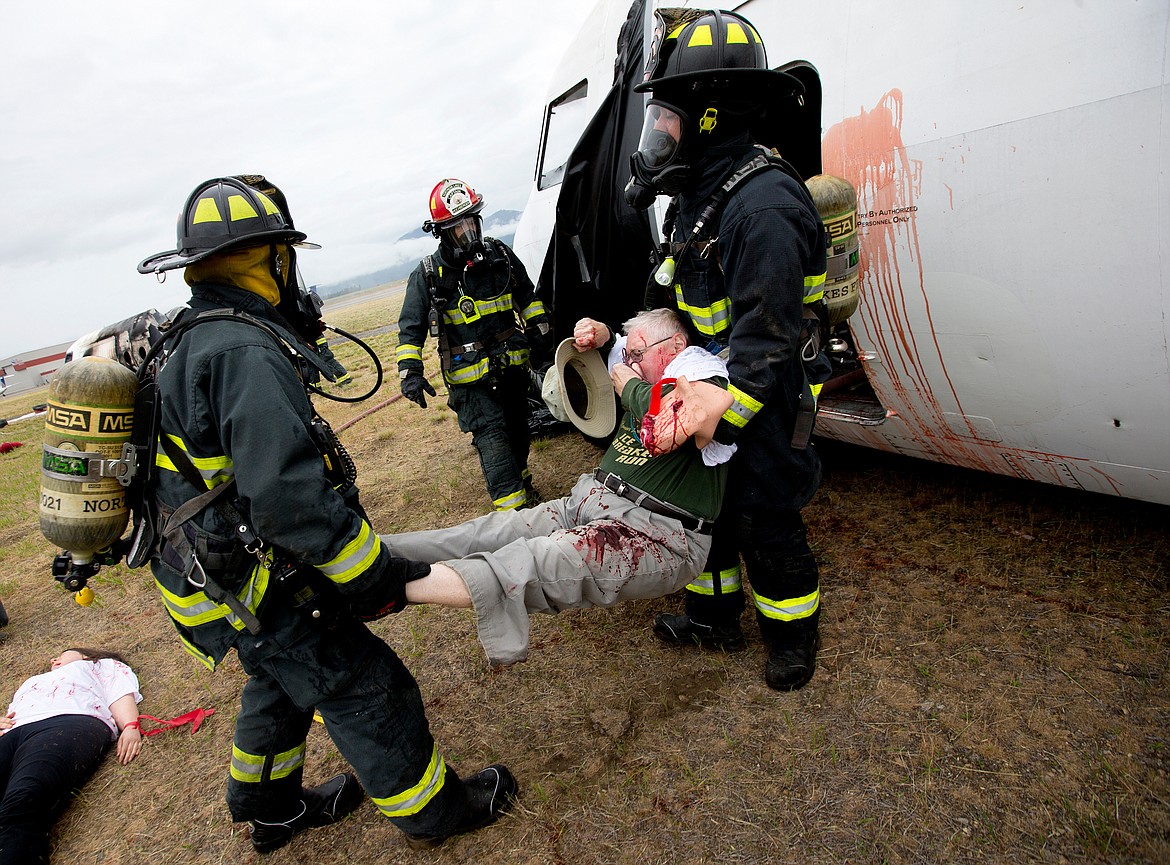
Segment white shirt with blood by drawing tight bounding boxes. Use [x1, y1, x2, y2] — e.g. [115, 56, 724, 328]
[5, 659, 141, 740]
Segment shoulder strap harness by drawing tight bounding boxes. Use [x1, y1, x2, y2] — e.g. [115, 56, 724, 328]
[123, 308, 353, 632]
[656, 148, 828, 450]
[422, 242, 519, 372]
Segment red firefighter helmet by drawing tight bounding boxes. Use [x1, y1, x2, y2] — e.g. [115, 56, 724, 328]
[426, 178, 485, 232]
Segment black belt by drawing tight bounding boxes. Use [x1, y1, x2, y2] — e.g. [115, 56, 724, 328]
[593, 470, 713, 534]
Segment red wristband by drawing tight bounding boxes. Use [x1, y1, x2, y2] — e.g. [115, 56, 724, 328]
[122, 720, 141, 732]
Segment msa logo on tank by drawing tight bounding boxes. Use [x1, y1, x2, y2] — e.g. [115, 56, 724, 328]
[45, 405, 133, 434]
[39, 357, 138, 565]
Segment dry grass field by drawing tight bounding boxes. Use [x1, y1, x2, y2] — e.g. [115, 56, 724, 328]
[1, 286, 1167, 864]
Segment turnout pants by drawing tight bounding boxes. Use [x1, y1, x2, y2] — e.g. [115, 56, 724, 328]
[448, 368, 532, 511]
[684, 417, 822, 648]
[387, 474, 712, 666]
[0, 715, 111, 865]
[227, 611, 467, 837]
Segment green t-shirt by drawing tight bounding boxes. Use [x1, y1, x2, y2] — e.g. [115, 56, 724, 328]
[596, 377, 729, 521]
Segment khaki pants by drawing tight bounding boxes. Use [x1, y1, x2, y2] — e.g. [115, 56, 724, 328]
[385, 474, 712, 665]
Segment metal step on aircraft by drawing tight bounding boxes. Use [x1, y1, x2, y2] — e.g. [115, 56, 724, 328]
[512, 0, 1170, 506]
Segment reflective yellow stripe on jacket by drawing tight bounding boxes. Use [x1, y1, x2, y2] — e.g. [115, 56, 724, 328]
[443, 294, 514, 326]
[315, 520, 380, 585]
[155, 558, 271, 631]
[442, 348, 529, 386]
[673, 284, 731, 338]
[396, 343, 423, 365]
[721, 383, 763, 429]
[520, 299, 546, 322]
[804, 271, 826, 304]
[155, 433, 234, 488]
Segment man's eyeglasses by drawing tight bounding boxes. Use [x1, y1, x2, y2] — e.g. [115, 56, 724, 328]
[621, 336, 672, 365]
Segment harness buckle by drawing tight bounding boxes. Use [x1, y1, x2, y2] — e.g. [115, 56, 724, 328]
[184, 553, 208, 589]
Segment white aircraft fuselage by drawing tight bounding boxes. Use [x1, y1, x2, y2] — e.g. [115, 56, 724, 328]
[514, 0, 1170, 506]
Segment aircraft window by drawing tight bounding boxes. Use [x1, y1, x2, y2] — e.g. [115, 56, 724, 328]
[537, 79, 589, 191]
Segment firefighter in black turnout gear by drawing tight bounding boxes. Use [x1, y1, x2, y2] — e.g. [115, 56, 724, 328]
[397, 179, 549, 511]
[135, 177, 517, 852]
[626, 10, 829, 691]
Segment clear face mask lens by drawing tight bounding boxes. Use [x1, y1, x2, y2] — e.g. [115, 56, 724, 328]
[637, 105, 682, 169]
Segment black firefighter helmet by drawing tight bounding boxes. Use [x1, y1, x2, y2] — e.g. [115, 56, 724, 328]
[137, 176, 315, 275]
[625, 9, 804, 207]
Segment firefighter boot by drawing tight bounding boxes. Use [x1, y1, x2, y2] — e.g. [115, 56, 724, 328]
[249, 772, 365, 854]
[764, 631, 819, 692]
[405, 764, 519, 850]
[653, 613, 746, 651]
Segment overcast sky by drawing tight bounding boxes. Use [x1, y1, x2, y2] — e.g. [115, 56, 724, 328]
[0, 0, 597, 357]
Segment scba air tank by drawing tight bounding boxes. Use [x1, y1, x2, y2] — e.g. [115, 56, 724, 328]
[40, 357, 138, 565]
[806, 174, 860, 327]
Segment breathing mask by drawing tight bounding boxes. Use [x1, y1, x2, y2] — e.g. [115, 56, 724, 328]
[625, 101, 692, 209]
[443, 214, 487, 264]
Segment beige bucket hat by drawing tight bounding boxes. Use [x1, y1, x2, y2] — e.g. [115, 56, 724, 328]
[547, 338, 618, 439]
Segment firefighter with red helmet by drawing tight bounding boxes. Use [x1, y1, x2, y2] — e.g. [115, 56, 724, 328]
[397, 179, 549, 511]
[626, 10, 829, 692]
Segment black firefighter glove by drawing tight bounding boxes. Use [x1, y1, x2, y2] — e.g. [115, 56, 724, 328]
[525, 322, 552, 362]
[345, 545, 430, 621]
[400, 370, 437, 408]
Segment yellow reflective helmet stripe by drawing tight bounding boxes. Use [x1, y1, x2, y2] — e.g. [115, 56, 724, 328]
[754, 587, 820, 622]
[256, 192, 282, 217]
[316, 520, 379, 585]
[688, 23, 713, 47]
[684, 564, 742, 596]
[726, 21, 749, 44]
[372, 744, 447, 817]
[191, 197, 223, 225]
[227, 194, 260, 222]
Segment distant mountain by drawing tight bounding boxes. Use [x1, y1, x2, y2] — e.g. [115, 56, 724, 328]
[313, 208, 522, 299]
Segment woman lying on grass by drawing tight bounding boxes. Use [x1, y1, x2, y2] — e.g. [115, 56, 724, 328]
[0, 647, 143, 865]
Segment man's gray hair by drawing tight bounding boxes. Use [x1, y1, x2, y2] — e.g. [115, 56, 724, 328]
[621, 307, 687, 344]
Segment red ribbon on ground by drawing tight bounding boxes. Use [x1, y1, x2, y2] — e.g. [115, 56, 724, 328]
[137, 708, 215, 737]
